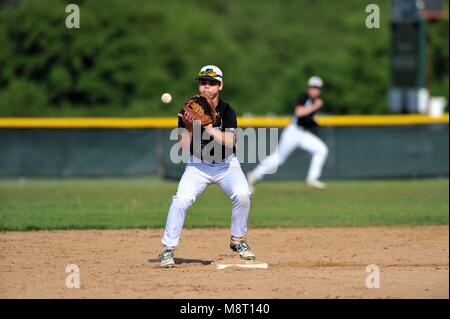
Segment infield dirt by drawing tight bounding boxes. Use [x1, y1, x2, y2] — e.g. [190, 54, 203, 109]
[0, 226, 448, 298]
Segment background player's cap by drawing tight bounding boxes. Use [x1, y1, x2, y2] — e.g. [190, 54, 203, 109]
[196, 65, 223, 83]
[307, 76, 323, 88]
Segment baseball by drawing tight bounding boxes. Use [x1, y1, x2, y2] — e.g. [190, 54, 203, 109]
[161, 93, 172, 104]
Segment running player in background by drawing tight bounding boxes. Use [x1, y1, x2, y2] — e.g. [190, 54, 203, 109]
[247, 76, 329, 191]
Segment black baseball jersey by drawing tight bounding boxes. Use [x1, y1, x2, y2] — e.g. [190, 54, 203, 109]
[178, 98, 237, 163]
[295, 92, 320, 132]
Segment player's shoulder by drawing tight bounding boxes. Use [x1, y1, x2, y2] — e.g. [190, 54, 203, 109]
[217, 98, 237, 128]
[298, 92, 309, 100]
[218, 99, 236, 117]
[296, 92, 309, 105]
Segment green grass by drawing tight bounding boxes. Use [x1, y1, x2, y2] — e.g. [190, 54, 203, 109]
[0, 178, 448, 231]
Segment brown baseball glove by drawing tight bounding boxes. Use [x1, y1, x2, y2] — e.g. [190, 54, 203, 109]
[181, 94, 216, 131]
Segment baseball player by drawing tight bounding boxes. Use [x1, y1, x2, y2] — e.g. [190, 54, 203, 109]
[159, 65, 256, 268]
[247, 76, 329, 191]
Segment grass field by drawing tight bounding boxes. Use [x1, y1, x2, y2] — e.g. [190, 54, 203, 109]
[0, 178, 448, 231]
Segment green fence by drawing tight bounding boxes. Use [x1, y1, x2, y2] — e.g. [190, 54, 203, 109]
[0, 129, 159, 177]
[0, 124, 448, 179]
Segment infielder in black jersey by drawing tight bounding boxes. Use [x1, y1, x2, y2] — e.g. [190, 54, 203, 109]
[178, 95, 237, 163]
[159, 65, 256, 268]
[247, 76, 329, 191]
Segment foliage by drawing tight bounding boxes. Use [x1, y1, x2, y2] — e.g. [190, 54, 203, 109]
[0, 0, 447, 116]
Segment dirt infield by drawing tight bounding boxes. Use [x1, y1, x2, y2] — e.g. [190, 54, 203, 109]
[0, 226, 448, 298]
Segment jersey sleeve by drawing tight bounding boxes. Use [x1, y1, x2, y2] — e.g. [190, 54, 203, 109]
[221, 107, 237, 131]
[296, 93, 309, 106]
[177, 109, 185, 128]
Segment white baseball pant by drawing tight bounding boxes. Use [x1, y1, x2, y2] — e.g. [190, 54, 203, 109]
[162, 156, 251, 248]
[251, 123, 328, 182]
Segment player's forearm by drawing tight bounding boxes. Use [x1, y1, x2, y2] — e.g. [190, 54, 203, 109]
[222, 132, 236, 148]
[205, 128, 236, 148]
[295, 104, 320, 117]
[178, 132, 192, 151]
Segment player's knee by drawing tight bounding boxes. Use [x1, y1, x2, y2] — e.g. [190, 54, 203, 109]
[317, 144, 328, 158]
[171, 196, 194, 210]
[265, 153, 284, 167]
[322, 145, 329, 157]
[276, 155, 287, 166]
[231, 192, 251, 208]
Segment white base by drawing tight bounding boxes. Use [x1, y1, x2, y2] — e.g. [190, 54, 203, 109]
[216, 261, 268, 270]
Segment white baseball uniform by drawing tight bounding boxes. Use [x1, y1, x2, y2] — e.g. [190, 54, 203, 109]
[161, 99, 251, 248]
[162, 155, 251, 247]
[250, 92, 329, 183]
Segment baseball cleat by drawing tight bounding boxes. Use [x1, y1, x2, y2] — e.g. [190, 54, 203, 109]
[306, 179, 327, 190]
[159, 248, 175, 268]
[230, 237, 256, 260]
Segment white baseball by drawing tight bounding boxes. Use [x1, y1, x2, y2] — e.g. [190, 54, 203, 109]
[161, 93, 172, 104]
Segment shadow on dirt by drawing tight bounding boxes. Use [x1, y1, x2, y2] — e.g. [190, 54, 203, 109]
[147, 258, 214, 265]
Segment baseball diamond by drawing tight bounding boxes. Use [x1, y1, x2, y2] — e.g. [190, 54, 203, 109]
[0, 226, 448, 298]
[0, 178, 448, 298]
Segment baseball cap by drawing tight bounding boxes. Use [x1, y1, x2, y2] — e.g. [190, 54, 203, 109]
[196, 65, 223, 83]
[307, 76, 323, 88]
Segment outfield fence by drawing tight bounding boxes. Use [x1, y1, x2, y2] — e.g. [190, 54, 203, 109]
[0, 115, 448, 179]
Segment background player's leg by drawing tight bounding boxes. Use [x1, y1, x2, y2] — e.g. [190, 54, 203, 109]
[249, 124, 299, 183]
[161, 165, 210, 248]
[297, 130, 329, 182]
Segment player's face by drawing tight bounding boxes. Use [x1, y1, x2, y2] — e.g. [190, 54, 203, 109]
[198, 80, 223, 100]
[308, 86, 321, 99]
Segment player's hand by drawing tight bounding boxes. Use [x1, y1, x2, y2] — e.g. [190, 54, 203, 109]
[184, 112, 196, 122]
[204, 123, 214, 136]
[314, 98, 323, 109]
